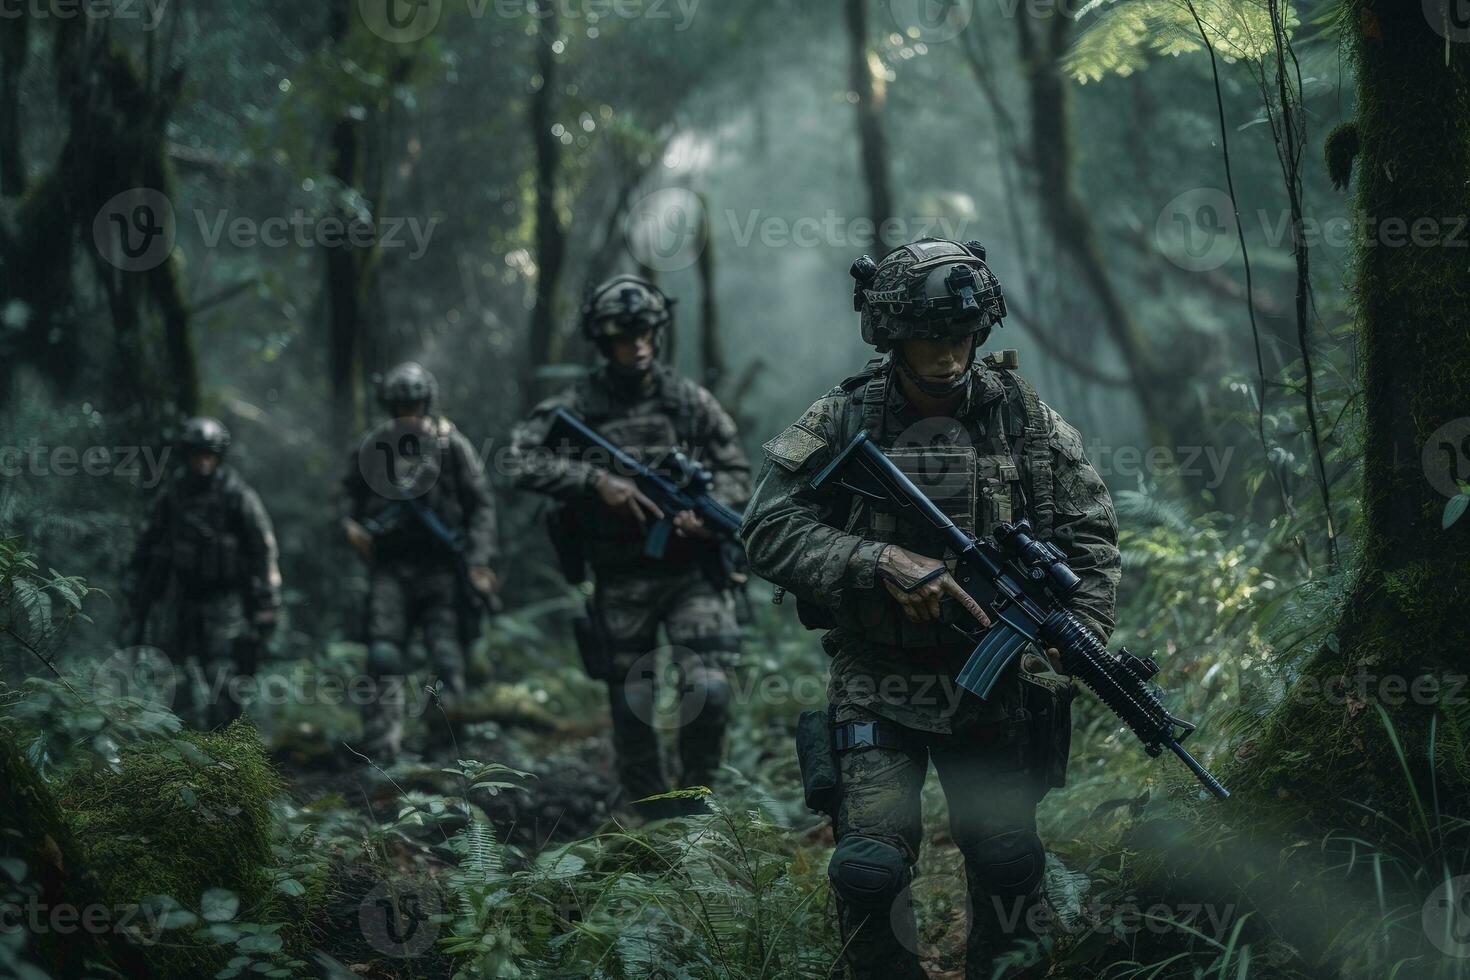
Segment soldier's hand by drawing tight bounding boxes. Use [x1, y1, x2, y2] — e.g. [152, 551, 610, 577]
[343, 519, 374, 562]
[467, 565, 499, 597]
[594, 472, 664, 528]
[877, 545, 993, 628]
[672, 510, 714, 540]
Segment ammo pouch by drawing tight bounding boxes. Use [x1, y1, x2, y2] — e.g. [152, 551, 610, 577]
[1018, 653, 1075, 790]
[795, 709, 840, 815]
[572, 606, 612, 681]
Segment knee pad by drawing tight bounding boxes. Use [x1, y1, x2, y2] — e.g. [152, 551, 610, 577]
[829, 834, 911, 910]
[971, 829, 1044, 899]
[367, 641, 403, 677]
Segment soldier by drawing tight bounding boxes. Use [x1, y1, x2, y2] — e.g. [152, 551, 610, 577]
[126, 416, 282, 729]
[341, 361, 500, 760]
[508, 275, 751, 819]
[740, 239, 1120, 978]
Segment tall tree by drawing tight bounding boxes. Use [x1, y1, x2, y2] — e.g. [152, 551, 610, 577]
[845, 0, 895, 246]
[1243, 0, 1470, 813]
[525, 5, 568, 411]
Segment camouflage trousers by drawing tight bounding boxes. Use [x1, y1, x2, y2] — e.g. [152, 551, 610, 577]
[594, 569, 741, 811]
[168, 591, 254, 730]
[362, 562, 465, 757]
[829, 704, 1045, 980]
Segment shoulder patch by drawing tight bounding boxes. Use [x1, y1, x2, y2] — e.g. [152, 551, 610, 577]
[763, 423, 828, 472]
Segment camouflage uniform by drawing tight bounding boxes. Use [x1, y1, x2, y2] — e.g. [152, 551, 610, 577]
[509, 360, 751, 809]
[129, 443, 281, 730]
[740, 241, 1120, 978]
[342, 406, 499, 757]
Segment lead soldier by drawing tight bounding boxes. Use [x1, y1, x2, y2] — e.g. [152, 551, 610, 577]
[740, 239, 1120, 977]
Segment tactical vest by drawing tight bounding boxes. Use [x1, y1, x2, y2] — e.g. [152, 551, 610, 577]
[566, 369, 703, 570]
[830, 352, 1057, 648]
[360, 417, 470, 561]
[167, 470, 245, 594]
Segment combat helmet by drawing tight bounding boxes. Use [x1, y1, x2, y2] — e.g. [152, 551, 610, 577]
[580, 274, 675, 343]
[378, 361, 438, 411]
[851, 238, 1007, 353]
[177, 416, 231, 456]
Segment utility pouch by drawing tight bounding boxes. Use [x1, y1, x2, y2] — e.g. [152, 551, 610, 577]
[795, 709, 841, 816]
[572, 609, 612, 681]
[796, 598, 838, 631]
[1018, 652, 1075, 790]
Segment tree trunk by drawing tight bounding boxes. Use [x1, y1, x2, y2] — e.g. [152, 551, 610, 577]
[1015, 10, 1176, 450]
[325, 0, 367, 445]
[525, 6, 567, 411]
[1236, 1, 1470, 816]
[844, 0, 895, 247]
[0, 11, 28, 197]
[695, 191, 723, 393]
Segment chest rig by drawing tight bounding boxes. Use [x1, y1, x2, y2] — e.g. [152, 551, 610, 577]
[168, 472, 243, 593]
[834, 352, 1057, 648]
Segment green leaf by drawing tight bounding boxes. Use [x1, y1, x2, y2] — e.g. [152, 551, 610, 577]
[235, 933, 284, 954]
[202, 888, 240, 923]
[1443, 494, 1469, 529]
[274, 878, 306, 898]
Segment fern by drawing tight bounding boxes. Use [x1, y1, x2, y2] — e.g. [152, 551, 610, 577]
[1067, 0, 1301, 83]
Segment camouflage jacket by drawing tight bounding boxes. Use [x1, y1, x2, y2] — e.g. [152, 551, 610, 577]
[508, 363, 751, 574]
[130, 466, 282, 611]
[341, 416, 499, 568]
[740, 354, 1120, 732]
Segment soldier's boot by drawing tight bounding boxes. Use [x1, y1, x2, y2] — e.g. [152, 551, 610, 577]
[607, 678, 670, 819]
[362, 640, 407, 762]
[675, 661, 731, 814]
[829, 834, 927, 980]
[962, 828, 1047, 978]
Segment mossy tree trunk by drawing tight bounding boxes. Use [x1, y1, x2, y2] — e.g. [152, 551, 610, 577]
[1238, 1, 1470, 815]
[845, 0, 895, 248]
[525, 4, 568, 412]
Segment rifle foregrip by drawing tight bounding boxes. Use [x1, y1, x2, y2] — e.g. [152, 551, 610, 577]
[1043, 610, 1169, 744]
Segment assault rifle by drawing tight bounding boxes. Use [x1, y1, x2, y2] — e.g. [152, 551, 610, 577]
[810, 431, 1229, 800]
[545, 408, 745, 563]
[362, 499, 503, 616]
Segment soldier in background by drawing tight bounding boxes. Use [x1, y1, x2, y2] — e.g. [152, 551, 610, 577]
[126, 416, 282, 729]
[740, 239, 1120, 978]
[508, 275, 750, 819]
[342, 361, 500, 761]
